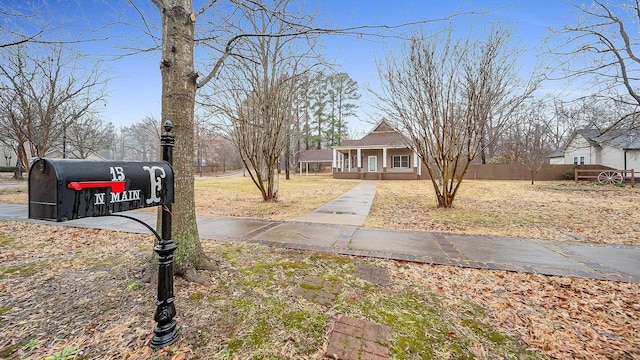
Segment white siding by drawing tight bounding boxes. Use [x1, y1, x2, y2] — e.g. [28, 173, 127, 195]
[600, 145, 625, 170]
[549, 157, 564, 165]
[564, 135, 598, 165]
[623, 149, 640, 170]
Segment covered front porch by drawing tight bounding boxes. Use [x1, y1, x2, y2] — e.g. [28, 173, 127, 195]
[331, 147, 422, 180]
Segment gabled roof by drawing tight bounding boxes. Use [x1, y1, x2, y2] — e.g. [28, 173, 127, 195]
[564, 128, 640, 151]
[576, 129, 602, 147]
[562, 129, 601, 152]
[594, 129, 640, 150]
[338, 119, 407, 147]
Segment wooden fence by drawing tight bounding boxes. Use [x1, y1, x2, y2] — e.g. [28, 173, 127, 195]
[463, 164, 575, 181]
[574, 168, 636, 188]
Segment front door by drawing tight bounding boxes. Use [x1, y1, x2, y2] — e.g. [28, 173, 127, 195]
[368, 156, 377, 172]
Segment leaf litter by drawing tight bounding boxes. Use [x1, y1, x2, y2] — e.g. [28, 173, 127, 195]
[0, 221, 638, 359]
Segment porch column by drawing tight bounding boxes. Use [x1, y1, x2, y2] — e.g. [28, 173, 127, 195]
[357, 148, 362, 169]
[348, 149, 352, 172]
[413, 151, 418, 173]
[299, 162, 302, 176]
[382, 148, 387, 170]
[340, 152, 344, 171]
[306, 163, 309, 175]
[332, 148, 337, 169]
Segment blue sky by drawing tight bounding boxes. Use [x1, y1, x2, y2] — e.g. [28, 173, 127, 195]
[315, 0, 575, 134]
[4, 0, 585, 133]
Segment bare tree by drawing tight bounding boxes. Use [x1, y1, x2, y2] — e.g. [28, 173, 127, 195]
[0, 44, 106, 173]
[553, 1, 640, 129]
[548, 99, 582, 150]
[204, 0, 312, 201]
[376, 24, 537, 208]
[207, 134, 239, 173]
[2, 144, 12, 166]
[0, 1, 51, 49]
[148, 0, 480, 280]
[509, 100, 556, 184]
[65, 114, 113, 159]
[123, 115, 162, 161]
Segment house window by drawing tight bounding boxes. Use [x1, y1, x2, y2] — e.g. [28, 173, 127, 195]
[579, 156, 585, 165]
[392, 155, 409, 168]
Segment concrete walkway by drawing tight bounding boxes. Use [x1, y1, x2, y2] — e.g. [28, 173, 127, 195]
[290, 181, 378, 225]
[1, 196, 639, 283]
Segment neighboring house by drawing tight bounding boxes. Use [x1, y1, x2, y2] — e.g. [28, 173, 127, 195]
[331, 120, 423, 180]
[560, 129, 640, 170]
[547, 150, 565, 165]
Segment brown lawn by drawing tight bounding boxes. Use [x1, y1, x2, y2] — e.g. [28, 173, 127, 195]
[364, 179, 640, 246]
[193, 174, 358, 220]
[3, 173, 639, 245]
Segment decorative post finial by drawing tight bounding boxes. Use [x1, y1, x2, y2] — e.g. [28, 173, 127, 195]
[163, 120, 173, 134]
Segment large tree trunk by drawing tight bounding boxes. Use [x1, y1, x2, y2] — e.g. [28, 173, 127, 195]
[154, 0, 214, 283]
[12, 149, 23, 180]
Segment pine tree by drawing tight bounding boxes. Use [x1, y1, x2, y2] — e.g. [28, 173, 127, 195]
[310, 72, 328, 149]
[328, 72, 360, 145]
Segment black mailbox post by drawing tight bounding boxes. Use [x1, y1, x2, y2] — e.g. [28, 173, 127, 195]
[29, 159, 174, 221]
[28, 121, 179, 349]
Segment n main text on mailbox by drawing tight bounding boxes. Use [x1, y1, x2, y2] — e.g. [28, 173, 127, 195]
[29, 158, 174, 222]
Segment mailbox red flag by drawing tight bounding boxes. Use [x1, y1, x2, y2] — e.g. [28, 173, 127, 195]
[67, 181, 126, 193]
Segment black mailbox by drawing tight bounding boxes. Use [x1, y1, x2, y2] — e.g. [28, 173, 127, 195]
[29, 158, 174, 221]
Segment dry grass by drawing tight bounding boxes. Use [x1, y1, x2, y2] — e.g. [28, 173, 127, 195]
[0, 174, 359, 220]
[194, 174, 358, 220]
[3, 172, 640, 245]
[0, 189, 24, 204]
[364, 180, 640, 246]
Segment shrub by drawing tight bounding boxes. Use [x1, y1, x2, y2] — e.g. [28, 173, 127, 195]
[561, 170, 575, 181]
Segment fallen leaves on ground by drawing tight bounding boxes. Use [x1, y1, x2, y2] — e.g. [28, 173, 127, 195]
[394, 263, 640, 360]
[1, 222, 639, 359]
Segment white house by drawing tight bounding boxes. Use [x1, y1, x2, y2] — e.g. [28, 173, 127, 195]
[559, 129, 640, 170]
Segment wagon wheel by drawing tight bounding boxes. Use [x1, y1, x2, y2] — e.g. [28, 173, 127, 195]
[597, 170, 623, 184]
